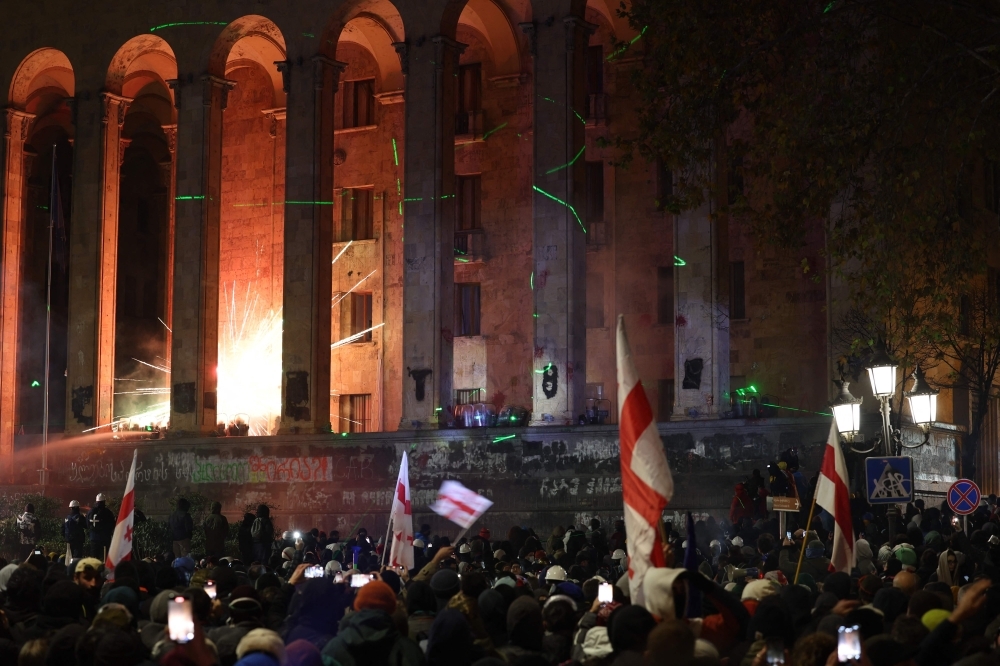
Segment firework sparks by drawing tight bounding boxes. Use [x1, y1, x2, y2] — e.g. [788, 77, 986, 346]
[331, 323, 385, 349]
[216, 281, 282, 436]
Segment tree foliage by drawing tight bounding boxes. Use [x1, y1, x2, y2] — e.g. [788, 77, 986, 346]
[616, 0, 1000, 284]
[617, 0, 1000, 474]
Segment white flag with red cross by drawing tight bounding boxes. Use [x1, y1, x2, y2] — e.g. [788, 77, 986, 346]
[430, 480, 493, 530]
[388, 452, 414, 569]
[105, 449, 138, 572]
[815, 422, 855, 573]
[617, 315, 674, 605]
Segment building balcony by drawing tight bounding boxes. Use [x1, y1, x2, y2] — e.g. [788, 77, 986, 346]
[454, 228, 486, 263]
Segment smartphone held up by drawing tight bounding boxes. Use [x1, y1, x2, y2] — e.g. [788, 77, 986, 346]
[167, 596, 195, 644]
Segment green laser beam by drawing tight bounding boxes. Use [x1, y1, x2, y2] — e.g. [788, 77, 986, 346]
[482, 122, 508, 140]
[30, 380, 40, 387]
[392, 138, 399, 166]
[760, 403, 832, 417]
[303, 32, 315, 38]
[574, 110, 586, 125]
[457, 257, 470, 263]
[534, 363, 553, 374]
[492, 434, 516, 443]
[151, 21, 228, 32]
[532, 185, 586, 233]
[674, 255, 686, 266]
[544, 145, 586, 175]
[398, 201, 403, 215]
[607, 25, 648, 61]
[175, 195, 205, 201]
[396, 178, 401, 195]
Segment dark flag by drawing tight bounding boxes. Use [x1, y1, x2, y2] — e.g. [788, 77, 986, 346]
[683, 511, 703, 617]
[49, 148, 67, 271]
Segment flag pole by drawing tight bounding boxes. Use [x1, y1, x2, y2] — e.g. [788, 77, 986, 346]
[793, 494, 818, 584]
[41, 145, 56, 489]
[381, 514, 394, 567]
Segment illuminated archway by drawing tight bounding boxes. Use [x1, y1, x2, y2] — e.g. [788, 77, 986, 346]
[211, 16, 287, 435]
[324, 0, 406, 433]
[104, 35, 179, 429]
[2, 49, 74, 469]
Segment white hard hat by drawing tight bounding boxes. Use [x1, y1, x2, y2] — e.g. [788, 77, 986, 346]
[69, 500, 80, 508]
[282, 531, 293, 540]
[413, 539, 425, 548]
[545, 565, 568, 582]
[611, 549, 626, 560]
[731, 536, 744, 547]
[459, 543, 472, 554]
[96, 493, 106, 501]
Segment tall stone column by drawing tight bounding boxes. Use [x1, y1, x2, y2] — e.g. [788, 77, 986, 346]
[159, 123, 176, 368]
[65, 92, 105, 432]
[91, 94, 132, 427]
[280, 55, 344, 433]
[525, 13, 593, 425]
[0, 110, 34, 480]
[398, 37, 462, 428]
[168, 76, 232, 434]
[672, 191, 729, 419]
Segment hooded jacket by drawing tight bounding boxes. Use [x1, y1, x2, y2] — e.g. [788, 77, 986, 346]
[321, 609, 424, 666]
[855, 539, 876, 576]
[642, 567, 749, 654]
[933, 549, 965, 587]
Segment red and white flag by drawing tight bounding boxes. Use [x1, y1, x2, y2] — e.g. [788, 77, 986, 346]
[105, 449, 138, 572]
[815, 422, 855, 573]
[617, 316, 674, 604]
[388, 452, 414, 569]
[430, 480, 493, 530]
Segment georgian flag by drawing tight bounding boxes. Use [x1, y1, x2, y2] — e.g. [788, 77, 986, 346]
[430, 480, 493, 530]
[105, 450, 138, 572]
[388, 452, 414, 569]
[816, 422, 855, 573]
[617, 316, 674, 605]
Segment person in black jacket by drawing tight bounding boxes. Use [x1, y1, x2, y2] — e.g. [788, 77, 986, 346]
[169, 497, 195, 557]
[251, 504, 274, 564]
[238, 513, 255, 564]
[63, 500, 88, 559]
[86, 493, 116, 559]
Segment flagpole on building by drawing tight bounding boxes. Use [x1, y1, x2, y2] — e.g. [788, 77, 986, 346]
[40, 145, 56, 489]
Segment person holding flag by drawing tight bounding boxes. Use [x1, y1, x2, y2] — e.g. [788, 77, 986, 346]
[106, 450, 139, 574]
[387, 452, 414, 571]
[616, 315, 674, 603]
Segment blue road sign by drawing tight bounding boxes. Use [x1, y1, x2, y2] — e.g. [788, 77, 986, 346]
[865, 456, 914, 504]
[948, 479, 981, 516]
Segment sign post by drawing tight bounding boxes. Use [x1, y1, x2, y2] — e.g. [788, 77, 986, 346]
[947, 479, 980, 534]
[865, 457, 914, 504]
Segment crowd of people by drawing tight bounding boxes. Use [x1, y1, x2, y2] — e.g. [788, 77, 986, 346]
[3, 483, 1000, 666]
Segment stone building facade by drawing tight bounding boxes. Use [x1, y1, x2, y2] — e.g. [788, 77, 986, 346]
[0, 0, 961, 483]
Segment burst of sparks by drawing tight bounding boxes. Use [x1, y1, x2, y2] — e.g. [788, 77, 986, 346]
[216, 281, 282, 436]
[331, 323, 385, 349]
[331, 269, 377, 306]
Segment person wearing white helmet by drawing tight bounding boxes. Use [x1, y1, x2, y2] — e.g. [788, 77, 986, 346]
[86, 492, 116, 558]
[63, 500, 88, 559]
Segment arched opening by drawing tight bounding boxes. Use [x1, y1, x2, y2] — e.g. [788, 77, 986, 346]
[214, 16, 287, 435]
[326, 2, 405, 433]
[6, 49, 75, 437]
[105, 35, 177, 429]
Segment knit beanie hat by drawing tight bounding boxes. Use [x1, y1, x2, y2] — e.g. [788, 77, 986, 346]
[236, 628, 286, 665]
[353, 580, 398, 614]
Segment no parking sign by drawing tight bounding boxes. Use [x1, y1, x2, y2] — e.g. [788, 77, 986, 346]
[947, 479, 981, 516]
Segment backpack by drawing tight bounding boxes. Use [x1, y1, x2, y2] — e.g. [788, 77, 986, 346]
[64, 514, 84, 542]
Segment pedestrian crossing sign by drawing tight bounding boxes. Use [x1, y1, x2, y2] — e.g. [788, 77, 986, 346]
[865, 456, 914, 504]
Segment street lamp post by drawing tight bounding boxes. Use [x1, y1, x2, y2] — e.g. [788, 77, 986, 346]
[865, 346, 898, 454]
